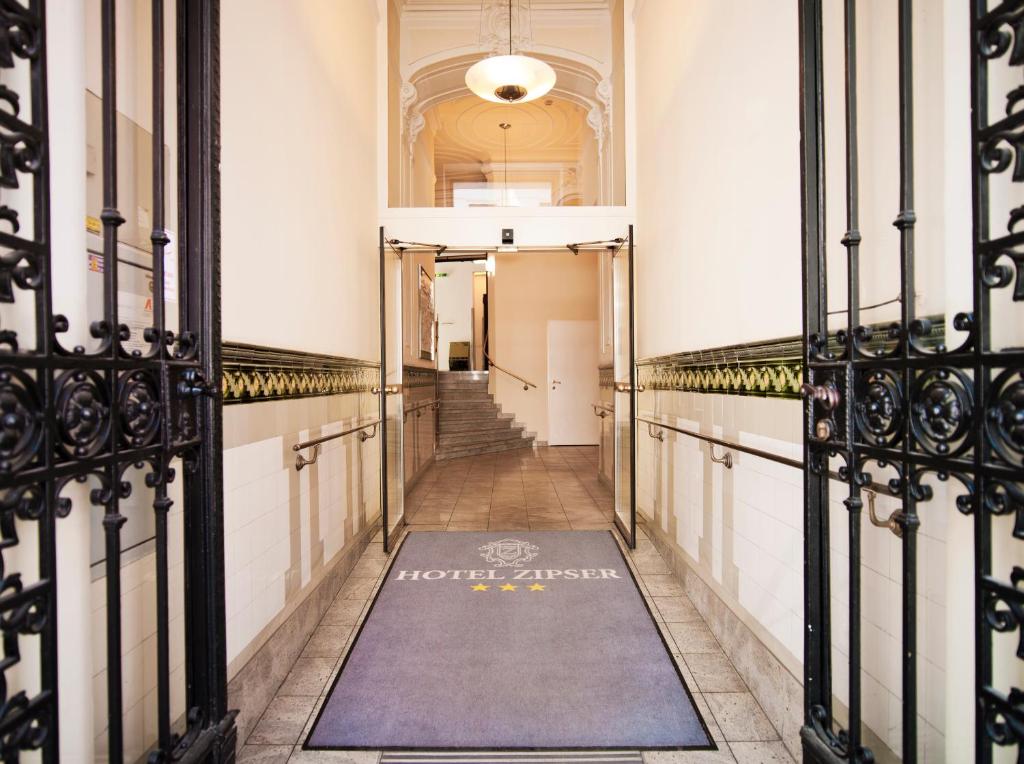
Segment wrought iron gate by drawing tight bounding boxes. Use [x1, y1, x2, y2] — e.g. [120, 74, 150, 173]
[0, 1, 234, 761]
[799, 0, 1022, 762]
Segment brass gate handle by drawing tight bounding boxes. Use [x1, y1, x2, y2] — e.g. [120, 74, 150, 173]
[800, 381, 840, 411]
[615, 382, 646, 393]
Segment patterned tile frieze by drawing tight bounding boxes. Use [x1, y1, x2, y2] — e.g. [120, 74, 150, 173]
[638, 316, 945, 399]
[599, 364, 614, 390]
[222, 342, 379, 404]
[403, 365, 439, 390]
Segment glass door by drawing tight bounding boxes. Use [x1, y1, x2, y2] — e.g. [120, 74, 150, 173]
[612, 225, 637, 548]
[379, 228, 405, 552]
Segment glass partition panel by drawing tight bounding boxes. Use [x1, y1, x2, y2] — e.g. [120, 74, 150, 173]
[612, 228, 636, 547]
[380, 229, 406, 552]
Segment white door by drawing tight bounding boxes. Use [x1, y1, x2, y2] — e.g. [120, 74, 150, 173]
[547, 320, 600, 446]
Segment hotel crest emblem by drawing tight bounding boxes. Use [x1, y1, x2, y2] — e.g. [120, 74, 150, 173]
[479, 538, 539, 568]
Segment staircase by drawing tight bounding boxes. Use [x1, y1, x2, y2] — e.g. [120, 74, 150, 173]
[436, 371, 535, 460]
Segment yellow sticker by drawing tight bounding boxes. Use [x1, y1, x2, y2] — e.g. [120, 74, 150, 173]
[85, 216, 101, 234]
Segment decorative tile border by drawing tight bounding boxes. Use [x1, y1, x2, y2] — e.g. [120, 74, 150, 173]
[637, 317, 945, 399]
[403, 365, 438, 390]
[599, 364, 614, 390]
[222, 342, 378, 405]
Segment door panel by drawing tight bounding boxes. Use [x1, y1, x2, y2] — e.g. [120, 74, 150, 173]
[379, 229, 405, 553]
[547, 320, 600, 446]
[612, 227, 637, 548]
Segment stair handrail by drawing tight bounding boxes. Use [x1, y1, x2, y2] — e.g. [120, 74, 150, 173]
[483, 352, 537, 391]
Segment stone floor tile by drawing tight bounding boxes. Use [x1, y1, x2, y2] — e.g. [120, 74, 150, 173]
[642, 747, 735, 763]
[683, 651, 748, 693]
[668, 621, 721, 653]
[704, 692, 780, 742]
[322, 598, 365, 626]
[278, 657, 336, 696]
[729, 741, 794, 763]
[642, 574, 686, 597]
[301, 623, 353, 659]
[247, 695, 318, 745]
[237, 745, 293, 763]
[337, 577, 375, 601]
[654, 595, 701, 622]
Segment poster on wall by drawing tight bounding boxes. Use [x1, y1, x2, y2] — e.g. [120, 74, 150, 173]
[418, 265, 435, 361]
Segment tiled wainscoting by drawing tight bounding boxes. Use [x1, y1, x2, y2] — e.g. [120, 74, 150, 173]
[221, 345, 387, 744]
[403, 365, 438, 492]
[630, 369, 951, 761]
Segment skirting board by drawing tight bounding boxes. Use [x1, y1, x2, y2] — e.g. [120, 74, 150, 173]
[228, 520, 381, 746]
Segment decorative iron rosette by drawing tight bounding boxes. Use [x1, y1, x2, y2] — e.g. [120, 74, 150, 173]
[910, 367, 974, 459]
[54, 369, 110, 460]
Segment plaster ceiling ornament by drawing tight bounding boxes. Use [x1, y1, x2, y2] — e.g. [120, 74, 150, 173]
[465, 0, 556, 104]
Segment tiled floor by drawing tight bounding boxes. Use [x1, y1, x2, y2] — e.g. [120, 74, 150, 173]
[405, 446, 616, 531]
[237, 447, 792, 764]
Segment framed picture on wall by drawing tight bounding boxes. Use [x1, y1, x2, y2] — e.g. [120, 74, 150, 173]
[418, 266, 435, 361]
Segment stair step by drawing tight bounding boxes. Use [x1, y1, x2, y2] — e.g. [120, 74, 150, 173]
[436, 437, 535, 461]
[439, 402, 500, 411]
[439, 428, 526, 448]
[440, 420, 514, 434]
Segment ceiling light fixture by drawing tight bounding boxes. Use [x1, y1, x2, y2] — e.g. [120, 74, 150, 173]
[465, 0, 555, 104]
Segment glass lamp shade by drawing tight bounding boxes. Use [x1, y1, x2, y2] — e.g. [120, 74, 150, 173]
[465, 55, 556, 104]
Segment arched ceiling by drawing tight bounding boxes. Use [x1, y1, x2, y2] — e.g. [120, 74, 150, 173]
[430, 93, 589, 171]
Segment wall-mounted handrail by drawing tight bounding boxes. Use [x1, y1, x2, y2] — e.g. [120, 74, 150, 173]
[404, 398, 440, 421]
[592, 402, 614, 418]
[293, 418, 381, 471]
[639, 415, 892, 494]
[484, 352, 537, 390]
[638, 415, 797, 469]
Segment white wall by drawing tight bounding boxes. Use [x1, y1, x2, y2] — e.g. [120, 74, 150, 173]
[435, 261, 478, 371]
[635, 0, 801, 356]
[221, 0, 379, 360]
[490, 251, 598, 443]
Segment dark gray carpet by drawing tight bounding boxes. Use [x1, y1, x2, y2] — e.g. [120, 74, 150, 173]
[306, 530, 712, 750]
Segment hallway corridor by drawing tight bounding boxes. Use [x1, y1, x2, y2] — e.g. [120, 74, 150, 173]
[406, 447, 615, 532]
[238, 449, 792, 764]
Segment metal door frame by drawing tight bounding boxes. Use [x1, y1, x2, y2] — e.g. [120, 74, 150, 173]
[0, 1, 234, 761]
[798, 1, 1023, 762]
[379, 227, 405, 554]
[612, 225, 637, 550]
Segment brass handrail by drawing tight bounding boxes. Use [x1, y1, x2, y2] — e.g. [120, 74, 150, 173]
[639, 415, 892, 494]
[484, 353, 537, 390]
[293, 418, 381, 471]
[403, 398, 440, 421]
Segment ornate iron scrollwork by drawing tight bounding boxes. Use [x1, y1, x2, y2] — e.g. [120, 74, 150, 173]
[0, 0, 233, 761]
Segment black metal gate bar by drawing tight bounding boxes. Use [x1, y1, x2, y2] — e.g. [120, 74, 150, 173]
[0, 1, 235, 761]
[800, 0, 1024, 762]
[895, 2, 919, 759]
[797, 2, 836, 760]
[971, 2, 1023, 762]
[839, 0, 862, 756]
[150, 0, 173, 755]
[99, 1, 127, 760]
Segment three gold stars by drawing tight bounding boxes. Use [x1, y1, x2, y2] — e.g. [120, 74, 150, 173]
[469, 583, 547, 592]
